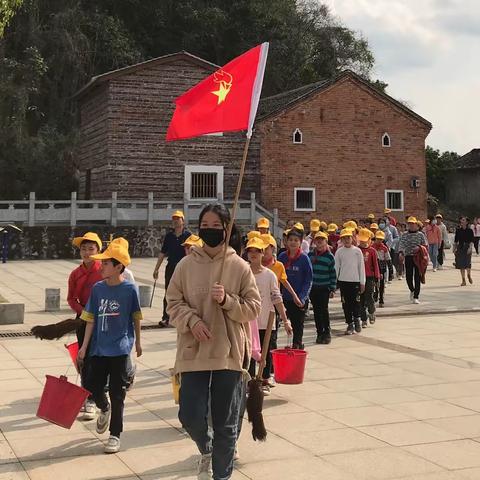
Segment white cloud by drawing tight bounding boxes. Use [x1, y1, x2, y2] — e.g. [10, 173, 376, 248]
[323, 0, 480, 154]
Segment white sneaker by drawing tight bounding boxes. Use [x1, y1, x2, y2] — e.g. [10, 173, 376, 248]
[197, 453, 213, 480]
[413, 298, 420, 304]
[83, 400, 97, 421]
[104, 435, 120, 454]
[96, 408, 111, 434]
[234, 446, 240, 461]
[433, 268, 437, 272]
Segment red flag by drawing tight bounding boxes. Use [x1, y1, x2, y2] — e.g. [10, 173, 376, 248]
[166, 43, 269, 141]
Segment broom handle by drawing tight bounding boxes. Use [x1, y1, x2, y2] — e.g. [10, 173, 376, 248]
[256, 311, 275, 380]
[219, 136, 251, 283]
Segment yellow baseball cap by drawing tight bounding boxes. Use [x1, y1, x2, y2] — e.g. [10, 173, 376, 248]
[260, 233, 277, 249]
[367, 213, 375, 220]
[72, 232, 103, 251]
[246, 237, 266, 251]
[172, 210, 184, 219]
[314, 231, 328, 240]
[91, 237, 131, 266]
[257, 217, 270, 229]
[384, 208, 392, 214]
[343, 220, 357, 230]
[340, 228, 354, 238]
[294, 222, 304, 231]
[181, 234, 203, 248]
[247, 230, 261, 240]
[357, 229, 371, 243]
[327, 223, 338, 233]
[283, 229, 291, 236]
[310, 219, 321, 232]
[375, 231, 385, 240]
[370, 223, 379, 230]
[407, 216, 418, 223]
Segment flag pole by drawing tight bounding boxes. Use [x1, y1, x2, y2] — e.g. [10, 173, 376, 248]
[219, 134, 251, 283]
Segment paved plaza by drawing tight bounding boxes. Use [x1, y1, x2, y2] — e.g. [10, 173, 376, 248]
[1, 255, 480, 479]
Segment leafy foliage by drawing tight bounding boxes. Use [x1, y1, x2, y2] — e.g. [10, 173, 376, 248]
[425, 146, 460, 201]
[0, 0, 378, 199]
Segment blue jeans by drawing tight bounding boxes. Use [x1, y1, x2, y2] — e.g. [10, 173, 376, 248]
[179, 370, 242, 480]
[429, 244, 439, 269]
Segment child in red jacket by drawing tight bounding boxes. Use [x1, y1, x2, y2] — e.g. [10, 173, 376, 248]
[358, 229, 380, 327]
[68, 232, 104, 419]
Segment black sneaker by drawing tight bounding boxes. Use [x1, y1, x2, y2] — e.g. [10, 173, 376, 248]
[369, 313, 376, 325]
[345, 324, 354, 335]
[354, 320, 362, 333]
[321, 334, 332, 345]
[316, 335, 323, 344]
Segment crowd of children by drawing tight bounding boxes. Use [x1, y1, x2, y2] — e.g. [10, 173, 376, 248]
[58, 204, 465, 480]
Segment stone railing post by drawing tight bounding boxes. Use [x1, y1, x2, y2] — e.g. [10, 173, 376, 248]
[250, 192, 256, 228]
[111, 192, 118, 227]
[147, 192, 154, 226]
[28, 192, 35, 227]
[70, 191, 77, 227]
[273, 208, 279, 238]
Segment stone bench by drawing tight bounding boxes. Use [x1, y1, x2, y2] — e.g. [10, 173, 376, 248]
[0, 303, 25, 325]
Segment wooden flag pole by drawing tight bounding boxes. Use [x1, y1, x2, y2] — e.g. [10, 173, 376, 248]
[218, 135, 252, 282]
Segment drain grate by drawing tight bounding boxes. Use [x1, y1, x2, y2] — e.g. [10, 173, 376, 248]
[0, 323, 165, 339]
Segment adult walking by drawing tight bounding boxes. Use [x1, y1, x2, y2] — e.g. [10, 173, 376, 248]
[435, 214, 449, 269]
[398, 217, 427, 304]
[454, 216, 474, 286]
[471, 218, 480, 255]
[167, 203, 261, 480]
[153, 211, 191, 327]
[425, 216, 442, 271]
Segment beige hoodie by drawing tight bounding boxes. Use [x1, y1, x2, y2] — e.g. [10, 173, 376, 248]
[167, 246, 261, 374]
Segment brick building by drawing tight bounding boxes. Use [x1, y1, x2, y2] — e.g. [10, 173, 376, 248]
[75, 52, 432, 225]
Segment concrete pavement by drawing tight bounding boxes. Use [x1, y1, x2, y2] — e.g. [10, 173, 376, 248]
[0, 255, 480, 478]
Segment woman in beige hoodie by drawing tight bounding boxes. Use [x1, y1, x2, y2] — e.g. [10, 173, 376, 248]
[167, 204, 261, 480]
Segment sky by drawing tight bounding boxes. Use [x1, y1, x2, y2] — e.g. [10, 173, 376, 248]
[324, 0, 479, 155]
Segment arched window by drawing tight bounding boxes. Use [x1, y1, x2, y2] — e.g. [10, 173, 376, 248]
[293, 128, 303, 144]
[382, 132, 391, 147]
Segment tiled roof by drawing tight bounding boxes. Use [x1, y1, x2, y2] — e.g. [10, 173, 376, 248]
[454, 149, 480, 169]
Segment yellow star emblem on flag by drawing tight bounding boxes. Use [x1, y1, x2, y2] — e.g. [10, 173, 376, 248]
[211, 69, 233, 105]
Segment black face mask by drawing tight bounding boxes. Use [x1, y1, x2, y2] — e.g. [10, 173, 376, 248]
[199, 228, 225, 248]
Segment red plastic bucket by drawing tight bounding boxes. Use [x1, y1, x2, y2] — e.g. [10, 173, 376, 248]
[65, 342, 79, 370]
[36, 375, 90, 429]
[271, 348, 308, 384]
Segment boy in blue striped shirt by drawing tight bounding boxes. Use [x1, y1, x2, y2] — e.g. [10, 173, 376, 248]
[308, 232, 336, 344]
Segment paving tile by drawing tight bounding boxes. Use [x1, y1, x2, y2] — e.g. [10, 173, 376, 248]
[385, 400, 477, 420]
[317, 376, 393, 392]
[23, 454, 134, 480]
[352, 387, 431, 405]
[410, 382, 480, 400]
[0, 463, 29, 480]
[358, 420, 463, 446]
[282, 391, 373, 411]
[286, 427, 387, 455]
[237, 457, 355, 480]
[427, 414, 480, 438]
[404, 439, 480, 469]
[262, 411, 343, 436]
[323, 446, 444, 479]
[447, 396, 480, 412]
[323, 404, 413, 427]
[0, 441, 16, 465]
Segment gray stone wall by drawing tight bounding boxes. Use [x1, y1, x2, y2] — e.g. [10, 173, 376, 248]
[446, 168, 480, 212]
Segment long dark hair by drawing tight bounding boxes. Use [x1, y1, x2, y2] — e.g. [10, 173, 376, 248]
[198, 203, 242, 255]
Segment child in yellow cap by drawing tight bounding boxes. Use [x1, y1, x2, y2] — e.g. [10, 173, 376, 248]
[78, 238, 143, 454]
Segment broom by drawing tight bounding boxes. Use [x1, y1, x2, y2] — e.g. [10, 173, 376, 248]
[246, 310, 275, 441]
[31, 318, 81, 340]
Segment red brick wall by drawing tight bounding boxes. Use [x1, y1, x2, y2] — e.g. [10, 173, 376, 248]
[257, 77, 431, 225]
[78, 58, 259, 200]
[78, 84, 109, 199]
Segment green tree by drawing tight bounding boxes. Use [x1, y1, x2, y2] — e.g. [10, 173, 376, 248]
[0, 0, 22, 37]
[425, 146, 460, 201]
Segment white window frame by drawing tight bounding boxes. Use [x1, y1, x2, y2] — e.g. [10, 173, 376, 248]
[293, 128, 303, 144]
[385, 189, 404, 211]
[184, 165, 224, 201]
[294, 187, 315, 212]
[382, 132, 391, 148]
